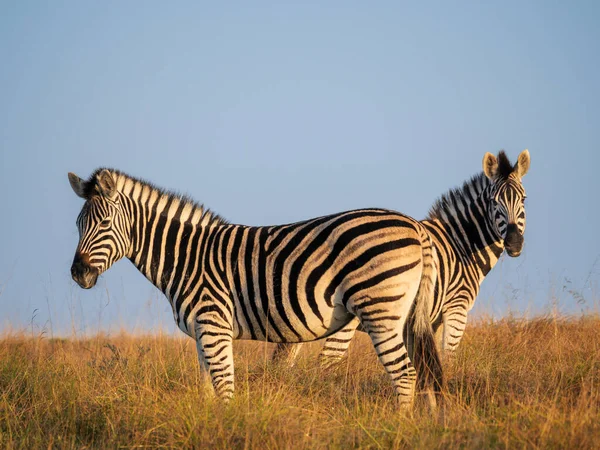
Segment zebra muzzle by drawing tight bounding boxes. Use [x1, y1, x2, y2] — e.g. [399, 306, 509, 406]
[504, 224, 523, 257]
[71, 252, 99, 289]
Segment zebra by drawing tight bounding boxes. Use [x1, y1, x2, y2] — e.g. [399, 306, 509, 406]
[272, 149, 530, 368]
[68, 169, 442, 408]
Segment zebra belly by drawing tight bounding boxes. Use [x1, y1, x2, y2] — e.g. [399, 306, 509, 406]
[231, 294, 354, 343]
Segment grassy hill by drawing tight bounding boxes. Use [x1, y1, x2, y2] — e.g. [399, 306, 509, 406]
[1, 316, 599, 449]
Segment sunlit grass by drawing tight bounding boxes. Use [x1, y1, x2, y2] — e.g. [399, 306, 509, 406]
[0, 315, 599, 449]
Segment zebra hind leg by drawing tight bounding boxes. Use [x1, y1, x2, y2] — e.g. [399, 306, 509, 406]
[366, 320, 415, 409]
[271, 343, 304, 367]
[318, 317, 360, 369]
[349, 289, 419, 409]
[271, 319, 359, 370]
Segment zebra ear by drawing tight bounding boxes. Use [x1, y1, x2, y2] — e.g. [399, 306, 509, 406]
[95, 170, 117, 198]
[68, 172, 88, 199]
[515, 149, 530, 178]
[482, 152, 498, 180]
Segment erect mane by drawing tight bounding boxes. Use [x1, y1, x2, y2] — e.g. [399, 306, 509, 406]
[427, 172, 490, 221]
[87, 168, 228, 226]
[496, 150, 516, 180]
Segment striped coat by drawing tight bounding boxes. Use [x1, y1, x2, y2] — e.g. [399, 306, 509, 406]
[273, 150, 530, 367]
[69, 169, 442, 408]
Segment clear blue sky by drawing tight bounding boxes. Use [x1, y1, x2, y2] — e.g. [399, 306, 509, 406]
[1, 1, 598, 336]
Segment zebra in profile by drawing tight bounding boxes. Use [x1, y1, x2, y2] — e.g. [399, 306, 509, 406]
[272, 150, 530, 368]
[68, 169, 442, 408]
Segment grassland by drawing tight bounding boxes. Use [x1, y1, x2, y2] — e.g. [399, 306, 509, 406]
[1, 315, 599, 449]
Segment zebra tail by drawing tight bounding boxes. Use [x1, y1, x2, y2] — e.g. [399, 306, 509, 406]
[412, 228, 443, 395]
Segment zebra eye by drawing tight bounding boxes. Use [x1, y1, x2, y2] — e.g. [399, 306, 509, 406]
[99, 219, 111, 228]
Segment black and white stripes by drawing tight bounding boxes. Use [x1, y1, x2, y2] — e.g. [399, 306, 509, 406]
[273, 150, 531, 367]
[68, 169, 442, 407]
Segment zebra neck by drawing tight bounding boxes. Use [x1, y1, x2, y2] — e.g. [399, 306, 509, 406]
[108, 174, 227, 300]
[426, 174, 505, 284]
[127, 215, 202, 298]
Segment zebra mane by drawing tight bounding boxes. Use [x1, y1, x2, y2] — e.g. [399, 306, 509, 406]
[495, 150, 516, 180]
[89, 168, 229, 226]
[426, 172, 490, 221]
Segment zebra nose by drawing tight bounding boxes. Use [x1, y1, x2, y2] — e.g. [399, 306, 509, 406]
[504, 223, 524, 256]
[71, 252, 92, 279]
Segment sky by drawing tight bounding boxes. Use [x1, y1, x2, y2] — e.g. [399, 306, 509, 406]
[1, 1, 599, 336]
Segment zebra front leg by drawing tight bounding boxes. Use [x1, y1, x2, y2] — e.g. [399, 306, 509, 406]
[318, 317, 360, 369]
[271, 343, 304, 367]
[194, 313, 235, 401]
[195, 338, 215, 397]
[441, 307, 468, 353]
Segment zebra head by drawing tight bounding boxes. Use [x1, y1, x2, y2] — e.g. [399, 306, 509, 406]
[68, 169, 131, 289]
[482, 150, 530, 257]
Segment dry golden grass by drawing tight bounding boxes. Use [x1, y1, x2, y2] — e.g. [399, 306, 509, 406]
[1, 316, 599, 449]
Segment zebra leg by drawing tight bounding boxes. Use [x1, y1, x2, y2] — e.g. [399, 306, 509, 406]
[351, 296, 416, 409]
[441, 307, 468, 353]
[271, 343, 304, 367]
[194, 313, 235, 401]
[366, 320, 415, 409]
[318, 317, 360, 369]
[272, 317, 360, 369]
[195, 338, 215, 396]
[433, 320, 444, 352]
